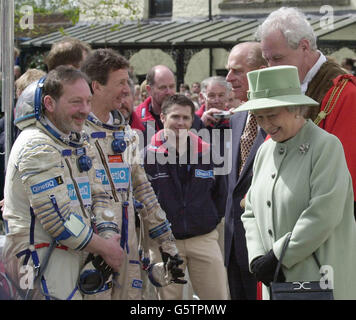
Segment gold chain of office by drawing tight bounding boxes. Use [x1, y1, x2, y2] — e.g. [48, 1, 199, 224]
[314, 78, 349, 126]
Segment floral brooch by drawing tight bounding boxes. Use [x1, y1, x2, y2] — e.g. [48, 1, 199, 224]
[299, 143, 310, 155]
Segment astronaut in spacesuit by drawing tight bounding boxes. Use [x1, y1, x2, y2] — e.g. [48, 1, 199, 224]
[2, 66, 124, 300]
[81, 49, 185, 300]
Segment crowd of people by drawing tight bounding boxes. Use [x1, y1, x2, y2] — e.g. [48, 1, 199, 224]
[0, 6, 356, 300]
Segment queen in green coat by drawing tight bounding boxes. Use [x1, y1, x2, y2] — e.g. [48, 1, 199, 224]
[236, 66, 356, 300]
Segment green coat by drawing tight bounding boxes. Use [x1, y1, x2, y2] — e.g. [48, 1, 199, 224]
[242, 120, 356, 299]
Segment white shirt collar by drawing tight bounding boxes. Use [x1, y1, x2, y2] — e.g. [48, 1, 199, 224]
[301, 50, 327, 94]
[107, 112, 114, 125]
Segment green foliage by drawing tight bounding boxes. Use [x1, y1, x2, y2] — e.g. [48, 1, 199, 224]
[15, 0, 141, 34]
[26, 51, 46, 71]
[77, 0, 141, 28]
[15, 0, 76, 11]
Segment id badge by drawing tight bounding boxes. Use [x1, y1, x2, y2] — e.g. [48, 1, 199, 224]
[64, 213, 86, 237]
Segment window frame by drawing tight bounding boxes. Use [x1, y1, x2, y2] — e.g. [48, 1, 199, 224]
[149, 0, 173, 18]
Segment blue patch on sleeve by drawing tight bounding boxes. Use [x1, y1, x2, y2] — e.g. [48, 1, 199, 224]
[30, 176, 63, 194]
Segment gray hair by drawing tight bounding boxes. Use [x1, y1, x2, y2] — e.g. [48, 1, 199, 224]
[251, 105, 310, 118]
[242, 42, 267, 69]
[200, 76, 230, 94]
[286, 105, 310, 118]
[256, 7, 317, 51]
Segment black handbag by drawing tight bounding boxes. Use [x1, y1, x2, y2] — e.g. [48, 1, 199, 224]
[269, 234, 334, 300]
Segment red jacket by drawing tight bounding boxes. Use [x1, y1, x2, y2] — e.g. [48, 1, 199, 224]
[135, 97, 162, 132]
[195, 104, 206, 118]
[318, 74, 356, 199]
[129, 110, 145, 132]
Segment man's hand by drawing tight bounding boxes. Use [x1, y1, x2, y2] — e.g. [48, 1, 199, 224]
[201, 108, 222, 127]
[86, 233, 124, 272]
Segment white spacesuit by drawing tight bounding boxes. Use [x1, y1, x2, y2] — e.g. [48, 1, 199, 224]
[84, 112, 184, 300]
[2, 80, 118, 300]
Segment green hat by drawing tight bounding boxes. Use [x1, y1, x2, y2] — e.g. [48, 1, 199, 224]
[235, 65, 319, 112]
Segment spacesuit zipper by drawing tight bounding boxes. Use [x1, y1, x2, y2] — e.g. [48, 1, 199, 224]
[94, 140, 119, 203]
[64, 158, 89, 219]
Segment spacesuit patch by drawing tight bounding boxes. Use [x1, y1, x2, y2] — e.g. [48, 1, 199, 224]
[132, 279, 143, 289]
[108, 155, 123, 163]
[30, 176, 63, 194]
[96, 164, 130, 190]
[66, 176, 92, 206]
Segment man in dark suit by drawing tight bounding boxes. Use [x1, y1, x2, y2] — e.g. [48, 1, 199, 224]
[224, 42, 267, 300]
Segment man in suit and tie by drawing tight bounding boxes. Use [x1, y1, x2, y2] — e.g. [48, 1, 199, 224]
[224, 42, 267, 300]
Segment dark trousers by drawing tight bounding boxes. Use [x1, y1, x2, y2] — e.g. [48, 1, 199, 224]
[227, 242, 257, 300]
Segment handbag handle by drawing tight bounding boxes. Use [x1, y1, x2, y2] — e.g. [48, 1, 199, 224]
[273, 233, 323, 282]
[273, 233, 291, 282]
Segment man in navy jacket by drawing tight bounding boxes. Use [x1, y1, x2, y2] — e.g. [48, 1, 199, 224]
[144, 94, 228, 300]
